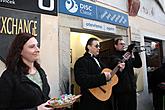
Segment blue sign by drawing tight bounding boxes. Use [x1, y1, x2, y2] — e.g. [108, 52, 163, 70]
[59, 0, 129, 27]
[59, 0, 97, 19]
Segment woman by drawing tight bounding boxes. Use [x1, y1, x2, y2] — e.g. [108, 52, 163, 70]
[0, 33, 53, 110]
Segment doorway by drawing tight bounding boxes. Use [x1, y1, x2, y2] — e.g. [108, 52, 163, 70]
[70, 31, 116, 110]
[144, 37, 163, 92]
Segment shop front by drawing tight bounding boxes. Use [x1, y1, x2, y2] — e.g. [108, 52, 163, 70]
[58, 0, 129, 97]
[129, 0, 165, 92]
[0, 0, 60, 97]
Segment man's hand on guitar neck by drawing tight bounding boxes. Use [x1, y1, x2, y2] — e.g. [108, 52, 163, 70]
[118, 62, 125, 72]
[103, 62, 125, 81]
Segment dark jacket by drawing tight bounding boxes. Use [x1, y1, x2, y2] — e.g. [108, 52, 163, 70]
[109, 51, 142, 94]
[74, 52, 112, 110]
[151, 63, 165, 94]
[151, 63, 165, 109]
[0, 67, 50, 110]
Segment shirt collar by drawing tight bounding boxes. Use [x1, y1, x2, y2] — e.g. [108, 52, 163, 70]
[88, 52, 93, 57]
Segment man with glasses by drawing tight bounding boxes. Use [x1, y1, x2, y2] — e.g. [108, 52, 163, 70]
[74, 38, 125, 110]
[109, 38, 142, 110]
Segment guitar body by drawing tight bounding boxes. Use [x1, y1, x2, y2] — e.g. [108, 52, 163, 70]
[89, 44, 134, 101]
[89, 68, 118, 101]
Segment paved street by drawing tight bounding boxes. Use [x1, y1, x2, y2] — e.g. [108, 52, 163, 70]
[137, 90, 154, 110]
[137, 77, 154, 110]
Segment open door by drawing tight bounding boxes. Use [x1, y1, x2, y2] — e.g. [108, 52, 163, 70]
[99, 39, 115, 66]
[144, 37, 163, 92]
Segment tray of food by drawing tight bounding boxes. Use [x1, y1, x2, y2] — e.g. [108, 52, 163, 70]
[46, 94, 81, 108]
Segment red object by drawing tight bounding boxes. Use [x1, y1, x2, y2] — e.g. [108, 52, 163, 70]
[128, 0, 140, 16]
[155, 42, 160, 48]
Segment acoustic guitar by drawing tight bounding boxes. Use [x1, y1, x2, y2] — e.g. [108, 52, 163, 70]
[89, 44, 135, 101]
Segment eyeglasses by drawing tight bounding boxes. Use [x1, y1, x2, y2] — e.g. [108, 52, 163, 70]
[94, 44, 100, 48]
[119, 43, 125, 45]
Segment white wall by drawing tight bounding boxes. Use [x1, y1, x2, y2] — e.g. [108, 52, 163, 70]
[129, 16, 165, 37]
[95, 0, 127, 12]
[138, 0, 165, 25]
[40, 14, 60, 97]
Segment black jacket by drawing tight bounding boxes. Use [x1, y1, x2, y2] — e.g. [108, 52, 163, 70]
[109, 51, 142, 94]
[74, 52, 112, 110]
[0, 67, 50, 110]
[151, 63, 165, 94]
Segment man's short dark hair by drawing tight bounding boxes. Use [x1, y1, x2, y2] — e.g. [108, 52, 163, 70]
[85, 38, 99, 52]
[114, 38, 123, 45]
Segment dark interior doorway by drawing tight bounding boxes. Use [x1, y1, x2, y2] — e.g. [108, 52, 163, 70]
[144, 37, 163, 92]
[99, 39, 115, 66]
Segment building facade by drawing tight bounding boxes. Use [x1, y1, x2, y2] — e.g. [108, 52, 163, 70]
[0, 0, 165, 98]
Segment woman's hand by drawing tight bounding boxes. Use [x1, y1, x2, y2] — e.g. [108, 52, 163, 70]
[37, 101, 54, 110]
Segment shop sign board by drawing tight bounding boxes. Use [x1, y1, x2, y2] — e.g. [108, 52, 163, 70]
[96, 0, 127, 11]
[83, 19, 116, 33]
[59, 0, 128, 27]
[0, 8, 41, 62]
[0, 0, 57, 15]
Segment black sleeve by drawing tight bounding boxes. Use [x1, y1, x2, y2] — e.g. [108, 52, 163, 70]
[107, 54, 121, 69]
[21, 107, 37, 110]
[74, 59, 107, 89]
[132, 52, 142, 68]
[0, 71, 14, 109]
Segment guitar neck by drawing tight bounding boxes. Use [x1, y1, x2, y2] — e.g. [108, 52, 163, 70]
[111, 65, 119, 77]
[110, 52, 129, 77]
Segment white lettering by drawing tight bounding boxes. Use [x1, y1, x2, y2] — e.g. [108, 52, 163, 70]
[80, 3, 92, 11]
[0, 0, 15, 4]
[80, 9, 92, 16]
[38, 0, 54, 11]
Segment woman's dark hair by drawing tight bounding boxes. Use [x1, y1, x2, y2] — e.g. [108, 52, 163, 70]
[85, 38, 99, 52]
[5, 33, 40, 74]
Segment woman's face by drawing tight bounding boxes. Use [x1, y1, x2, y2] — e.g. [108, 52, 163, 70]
[21, 37, 40, 63]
